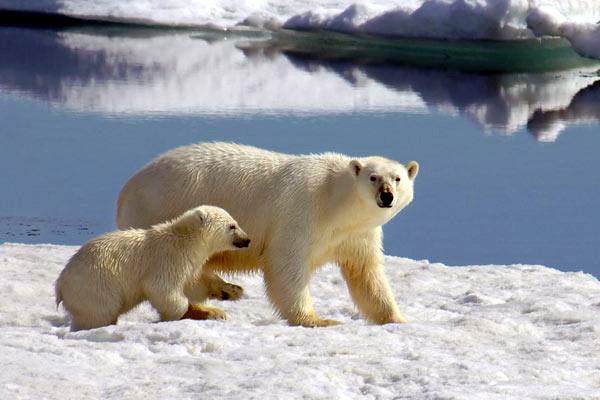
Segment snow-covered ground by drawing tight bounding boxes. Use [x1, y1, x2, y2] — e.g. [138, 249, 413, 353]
[1, 0, 599, 59]
[1, 242, 599, 399]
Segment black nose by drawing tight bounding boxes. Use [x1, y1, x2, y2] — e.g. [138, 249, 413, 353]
[234, 238, 251, 248]
[380, 192, 394, 207]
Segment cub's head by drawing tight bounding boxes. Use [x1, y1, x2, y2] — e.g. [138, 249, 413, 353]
[350, 156, 419, 222]
[172, 205, 250, 251]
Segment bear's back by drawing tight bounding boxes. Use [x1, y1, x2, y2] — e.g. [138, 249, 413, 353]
[164, 142, 290, 173]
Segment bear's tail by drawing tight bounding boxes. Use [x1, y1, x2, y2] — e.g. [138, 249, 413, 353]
[55, 280, 63, 310]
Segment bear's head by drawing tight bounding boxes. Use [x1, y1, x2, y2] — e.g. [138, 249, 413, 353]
[172, 205, 250, 251]
[350, 157, 419, 224]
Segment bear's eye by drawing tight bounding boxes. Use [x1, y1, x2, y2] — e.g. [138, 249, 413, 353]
[229, 224, 236, 230]
[370, 176, 377, 182]
[395, 177, 401, 182]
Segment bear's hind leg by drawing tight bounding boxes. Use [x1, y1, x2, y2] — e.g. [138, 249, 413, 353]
[263, 246, 340, 327]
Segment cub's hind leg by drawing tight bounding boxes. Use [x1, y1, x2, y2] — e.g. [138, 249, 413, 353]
[69, 309, 119, 331]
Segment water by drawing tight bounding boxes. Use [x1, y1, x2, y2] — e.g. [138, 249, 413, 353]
[1, 24, 599, 276]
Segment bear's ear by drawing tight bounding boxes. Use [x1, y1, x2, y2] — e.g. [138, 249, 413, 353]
[349, 160, 363, 176]
[407, 161, 419, 181]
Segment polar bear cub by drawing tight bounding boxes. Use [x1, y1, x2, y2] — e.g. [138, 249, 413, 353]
[55, 205, 250, 331]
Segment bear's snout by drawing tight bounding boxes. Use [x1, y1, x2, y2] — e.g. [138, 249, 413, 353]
[233, 237, 251, 248]
[378, 191, 394, 208]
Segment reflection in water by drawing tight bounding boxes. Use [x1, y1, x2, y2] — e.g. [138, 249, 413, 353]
[528, 80, 600, 141]
[290, 58, 600, 142]
[0, 28, 426, 115]
[1, 26, 599, 141]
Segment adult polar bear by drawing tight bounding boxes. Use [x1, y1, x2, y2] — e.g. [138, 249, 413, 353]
[117, 142, 419, 327]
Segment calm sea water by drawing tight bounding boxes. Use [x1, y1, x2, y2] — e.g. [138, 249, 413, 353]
[1, 25, 599, 276]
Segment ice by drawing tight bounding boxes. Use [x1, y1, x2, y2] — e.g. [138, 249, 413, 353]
[1, 242, 600, 399]
[527, 5, 600, 60]
[1, 0, 600, 45]
[2, 0, 600, 59]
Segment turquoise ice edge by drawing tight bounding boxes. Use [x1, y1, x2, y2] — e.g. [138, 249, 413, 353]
[269, 29, 600, 73]
[1, 9, 599, 73]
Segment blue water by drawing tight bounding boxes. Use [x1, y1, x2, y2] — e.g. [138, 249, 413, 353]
[1, 25, 599, 276]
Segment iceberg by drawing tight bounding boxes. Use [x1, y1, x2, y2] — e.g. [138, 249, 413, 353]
[0, 0, 598, 41]
[527, 5, 600, 60]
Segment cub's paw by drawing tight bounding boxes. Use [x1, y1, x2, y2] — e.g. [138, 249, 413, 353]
[181, 305, 227, 321]
[210, 282, 244, 301]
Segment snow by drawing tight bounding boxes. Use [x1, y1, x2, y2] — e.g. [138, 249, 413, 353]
[1, 0, 600, 45]
[1, 242, 599, 399]
[527, 6, 600, 60]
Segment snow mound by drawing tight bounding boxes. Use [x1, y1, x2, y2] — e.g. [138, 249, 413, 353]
[1, 243, 599, 399]
[1, 0, 600, 45]
[527, 6, 600, 60]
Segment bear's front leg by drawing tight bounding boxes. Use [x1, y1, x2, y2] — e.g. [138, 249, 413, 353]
[264, 244, 339, 328]
[337, 229, 407, 324]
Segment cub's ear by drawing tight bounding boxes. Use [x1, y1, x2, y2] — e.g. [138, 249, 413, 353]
[349, 160, 363, 176]
[407, 161, 419, 181]
[195, 209, 206, 224]
[171, 216, 195, 237]
[172, 208, 205, 236]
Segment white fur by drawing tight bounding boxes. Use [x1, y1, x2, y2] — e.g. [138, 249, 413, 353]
[117, 142, 419, 327]
[56, 205, 249, 331]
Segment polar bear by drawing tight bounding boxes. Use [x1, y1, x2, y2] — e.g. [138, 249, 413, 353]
[56, 205, 250, 331]
[117, 142, 419, 327]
